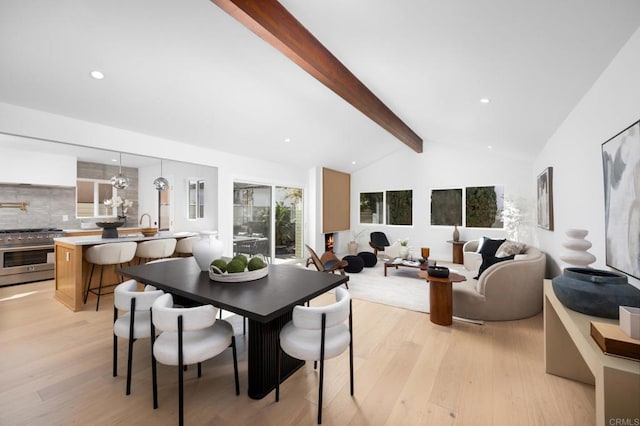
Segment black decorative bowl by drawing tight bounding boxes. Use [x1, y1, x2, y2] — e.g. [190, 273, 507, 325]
[552, 267, 640, 319]
[427, 265, 449, 278]
[96, 220, 125, 239]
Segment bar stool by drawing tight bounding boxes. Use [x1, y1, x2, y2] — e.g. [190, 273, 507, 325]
[84, 242, 138, 311]
[174, 236, 198, 257]
[135, 238, 177, 264]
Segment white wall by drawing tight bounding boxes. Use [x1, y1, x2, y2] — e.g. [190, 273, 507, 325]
[0, 144, 76, 187]
[0, 103, 308, 257]
[349, 142, 534, 261]
[533, 27, 640, 289]
[138, 161, 219, 233]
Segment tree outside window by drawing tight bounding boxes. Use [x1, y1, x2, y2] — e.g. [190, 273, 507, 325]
[360, 192, 383, 224]
[466, 185, 504, 228]
[386, 190, 412, 225]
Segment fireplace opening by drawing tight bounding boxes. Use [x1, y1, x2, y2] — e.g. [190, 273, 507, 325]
[324, 233, 334, 252]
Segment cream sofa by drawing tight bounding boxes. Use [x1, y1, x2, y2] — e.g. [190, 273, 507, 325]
[452, 239, 546, 321]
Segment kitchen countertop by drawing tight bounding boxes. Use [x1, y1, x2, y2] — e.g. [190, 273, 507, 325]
[54, 231, 198, 246]
[62, 226, 146, 233]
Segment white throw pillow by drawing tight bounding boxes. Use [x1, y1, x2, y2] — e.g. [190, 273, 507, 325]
[496, 241, 526, 258]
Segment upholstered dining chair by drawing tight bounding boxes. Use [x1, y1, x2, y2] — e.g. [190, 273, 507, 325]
[113, 279, 164, 395]
[369, 231, 390, 257]
[151, 293, 240, 426]
[276, 287, 354, 424]
[305, 245, 349, 289]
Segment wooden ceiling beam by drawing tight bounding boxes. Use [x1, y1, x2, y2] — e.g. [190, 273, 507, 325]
[210, 0, 423, 153]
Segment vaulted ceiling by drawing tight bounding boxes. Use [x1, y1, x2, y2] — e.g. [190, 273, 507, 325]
[1, 0, 639, 171]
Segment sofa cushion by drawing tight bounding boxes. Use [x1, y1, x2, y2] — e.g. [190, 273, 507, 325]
[474, 252, 515, 279]
[495, 240, 526, 257]
[479, 238, 505, 257]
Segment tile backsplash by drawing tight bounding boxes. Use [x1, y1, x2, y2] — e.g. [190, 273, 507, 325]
[0, 183, 79, 230]
[0, 161, 139, 231]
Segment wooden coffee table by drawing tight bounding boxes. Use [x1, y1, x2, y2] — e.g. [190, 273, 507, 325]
[418, 270, 467, 326]
[384, 259, 427, 276]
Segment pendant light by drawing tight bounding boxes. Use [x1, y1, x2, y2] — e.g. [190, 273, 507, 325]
[111, 152, 130, 189]
[153, 159, 169, 191]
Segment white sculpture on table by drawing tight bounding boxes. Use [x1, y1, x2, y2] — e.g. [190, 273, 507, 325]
[559, 229, 596, 267]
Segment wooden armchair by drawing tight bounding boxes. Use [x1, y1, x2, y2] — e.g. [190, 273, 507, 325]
[305, 245, 349, 288]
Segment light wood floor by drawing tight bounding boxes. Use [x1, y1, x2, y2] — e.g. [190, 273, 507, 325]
[0, 280, 595, 425]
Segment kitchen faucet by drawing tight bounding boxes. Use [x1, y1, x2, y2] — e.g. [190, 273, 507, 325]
[140, 213, 152, 227]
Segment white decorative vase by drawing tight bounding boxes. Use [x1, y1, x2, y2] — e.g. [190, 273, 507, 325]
[192, 235, 224, 271]
[559, 228, 596, 267]
[347, 241, 358, 255]
[399, 245, 409, 259]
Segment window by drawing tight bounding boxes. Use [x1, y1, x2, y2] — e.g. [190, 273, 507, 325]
[386, 190, 412, 225]
[465, 185, 504, 228]
[76, 178, 115, 218]
[430, 188, 462, 226]
[188, 179, 205, 219]
[359, 192, 383, 224]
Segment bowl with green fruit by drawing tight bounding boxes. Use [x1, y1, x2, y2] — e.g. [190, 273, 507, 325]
[208, 254, 268, 282]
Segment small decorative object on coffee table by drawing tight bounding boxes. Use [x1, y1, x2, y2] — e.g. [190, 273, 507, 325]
[427, 265, 449, 278]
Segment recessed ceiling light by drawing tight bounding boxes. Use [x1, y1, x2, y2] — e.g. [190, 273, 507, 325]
[111, 158, 118, 162]
[351, 161, 356, 165]
[284, 138, 291, 143]
[90, 70, 105, 80]
[487, 145, 493, 149]
[480, 98, 490, 104]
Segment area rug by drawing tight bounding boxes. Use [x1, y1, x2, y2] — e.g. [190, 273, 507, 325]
[292, 259, 483, 324]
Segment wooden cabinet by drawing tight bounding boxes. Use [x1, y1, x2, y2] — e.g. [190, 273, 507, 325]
[54, 241, 84, 311]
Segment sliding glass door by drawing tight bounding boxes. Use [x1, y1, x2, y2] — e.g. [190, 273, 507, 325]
[275, 186, 303, 261]
[233, 182, 303, 263]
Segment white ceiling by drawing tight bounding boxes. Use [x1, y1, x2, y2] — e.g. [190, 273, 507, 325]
[1, 0, 639, 172]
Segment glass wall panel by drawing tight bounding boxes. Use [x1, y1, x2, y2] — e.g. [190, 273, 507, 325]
[233, 182, 272, 262]
[275, 186, 303, 260]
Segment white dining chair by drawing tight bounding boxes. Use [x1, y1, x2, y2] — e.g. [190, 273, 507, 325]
[276, 287, 354, 424]
[113, 279, 164, 395]
[151, 293, 240, 426]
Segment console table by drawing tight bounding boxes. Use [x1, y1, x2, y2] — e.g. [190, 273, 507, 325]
[544, 280, 640, 425]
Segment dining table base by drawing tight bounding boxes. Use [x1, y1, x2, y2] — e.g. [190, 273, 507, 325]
[247, 311, 304, 399]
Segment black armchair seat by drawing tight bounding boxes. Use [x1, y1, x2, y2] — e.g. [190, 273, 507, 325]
[369, 232, 390, 256]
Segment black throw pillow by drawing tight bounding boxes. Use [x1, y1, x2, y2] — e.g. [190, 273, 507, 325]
[474, 252, 515, 279]
[479, 238, 506, 257]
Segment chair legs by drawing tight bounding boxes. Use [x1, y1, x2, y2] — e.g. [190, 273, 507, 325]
[84, 263, 119, 311]
[150, 319, 240, 426]
[113, 299, 138, 396]
[276, 305, 354, 425]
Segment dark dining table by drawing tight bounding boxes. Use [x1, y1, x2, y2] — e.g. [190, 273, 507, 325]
[117, 257, 349, 399]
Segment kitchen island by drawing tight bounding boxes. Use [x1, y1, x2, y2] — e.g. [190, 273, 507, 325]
[54, 231, 198, 311]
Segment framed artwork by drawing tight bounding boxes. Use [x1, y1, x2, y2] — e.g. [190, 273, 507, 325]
[537, 167, 553, 230]
[602, 119, 640, 279]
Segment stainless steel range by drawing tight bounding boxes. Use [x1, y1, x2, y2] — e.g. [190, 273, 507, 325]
[0, 228, 64, 286]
